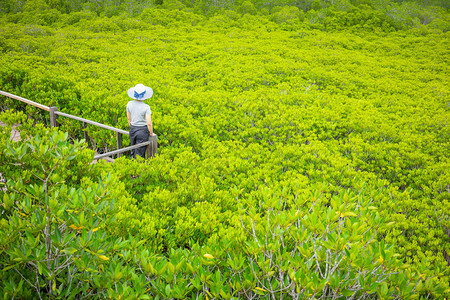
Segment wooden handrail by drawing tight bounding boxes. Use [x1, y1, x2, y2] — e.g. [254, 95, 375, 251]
[94, 134, 157, 160]
[54, 111, 129, 135]
[0, 90, 50, 111]
[1, 90, 158, 160]
[1, 90, 127, 134]
[93, 141, 150, 160]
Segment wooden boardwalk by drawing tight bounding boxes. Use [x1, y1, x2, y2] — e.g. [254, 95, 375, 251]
[0, 121, 21, 142]
[1, 90, 157, 161]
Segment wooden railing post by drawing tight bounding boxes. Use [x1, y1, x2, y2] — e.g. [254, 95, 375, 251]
[49, 106, 58, 127]
[146, 134, 158, 158]
[117, 132, 122, 158]
[82, 122, 88, 145]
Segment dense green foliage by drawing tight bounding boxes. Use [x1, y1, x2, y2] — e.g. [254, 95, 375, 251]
[0, 0, 449, 298]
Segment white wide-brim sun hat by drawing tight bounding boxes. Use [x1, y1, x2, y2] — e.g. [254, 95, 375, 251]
[127, 83, 153, 100]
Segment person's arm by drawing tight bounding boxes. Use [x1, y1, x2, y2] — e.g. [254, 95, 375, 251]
[127, 111, 132, 127]
[146, 114, 155, 136]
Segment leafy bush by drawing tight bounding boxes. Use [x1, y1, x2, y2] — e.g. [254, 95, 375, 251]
[0, 112, 135, 298]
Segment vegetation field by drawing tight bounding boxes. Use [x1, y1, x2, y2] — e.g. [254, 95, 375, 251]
[0, 0, 449, 298]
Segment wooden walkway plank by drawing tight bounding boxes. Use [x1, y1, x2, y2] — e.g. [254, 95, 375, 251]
[0, 121, 21, 142]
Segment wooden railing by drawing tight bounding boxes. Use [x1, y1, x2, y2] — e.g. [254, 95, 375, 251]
[0, 90, 157, 160]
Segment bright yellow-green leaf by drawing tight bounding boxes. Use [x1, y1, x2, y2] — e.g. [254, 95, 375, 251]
[342, 212, 357, 217]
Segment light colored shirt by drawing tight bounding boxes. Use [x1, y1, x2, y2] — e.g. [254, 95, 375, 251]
[126, 100, 151, 127]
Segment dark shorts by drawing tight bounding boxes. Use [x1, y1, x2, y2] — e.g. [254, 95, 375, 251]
[129, 125, 149, 159]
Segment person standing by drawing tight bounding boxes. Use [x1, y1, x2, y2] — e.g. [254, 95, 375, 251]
[126, 83, 155, 159]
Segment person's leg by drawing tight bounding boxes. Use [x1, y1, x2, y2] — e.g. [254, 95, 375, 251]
[135, 126, 150, 158]
[129, 126, 138, 159]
